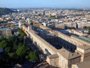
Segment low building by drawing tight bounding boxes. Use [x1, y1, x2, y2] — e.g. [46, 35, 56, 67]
[57, 48, 81, 68]
[47, 48, 81, 68]
[0, 28, 12, 37]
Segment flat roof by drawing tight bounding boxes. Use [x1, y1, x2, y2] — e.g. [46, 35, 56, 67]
[74, 36, 90, 43]
[58, 48, 80, 59]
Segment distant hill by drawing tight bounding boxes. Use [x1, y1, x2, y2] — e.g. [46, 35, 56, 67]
[0, 8, 16, 16]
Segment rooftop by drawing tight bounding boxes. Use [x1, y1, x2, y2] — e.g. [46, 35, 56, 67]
[58, 48, 80, 59]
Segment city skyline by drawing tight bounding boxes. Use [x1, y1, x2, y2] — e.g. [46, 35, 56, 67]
[0, 1, 90, 68]
[0, 0, 90, 9]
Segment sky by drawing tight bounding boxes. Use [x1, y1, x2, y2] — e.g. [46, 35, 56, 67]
[0, 0, 90, 8]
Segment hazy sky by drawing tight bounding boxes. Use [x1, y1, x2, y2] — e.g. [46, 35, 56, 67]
[0, 0, 90, 8]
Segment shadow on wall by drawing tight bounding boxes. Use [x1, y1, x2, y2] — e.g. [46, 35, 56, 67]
[34, 61, 59, 68]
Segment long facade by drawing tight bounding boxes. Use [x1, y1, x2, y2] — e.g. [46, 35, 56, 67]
[19, 22, 90, 68]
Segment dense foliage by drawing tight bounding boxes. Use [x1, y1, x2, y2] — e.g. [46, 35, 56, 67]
[0, 29, 39, 68]
[0, 8, 14, 16]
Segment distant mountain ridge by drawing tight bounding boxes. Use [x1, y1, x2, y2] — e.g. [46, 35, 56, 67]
[0, 8, 16, 16]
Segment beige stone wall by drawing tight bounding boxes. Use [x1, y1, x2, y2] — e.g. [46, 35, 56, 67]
[46, 54, 59, 67]
[57, 53, 68, 68]
[77, 50, 90, 62]
[83, 52, 90, 61]
[72, 65, 78, 68]
[22, 25, 57, 55]
[2, 29, 12, 37]
[69, 56, 81, 68]
[71, 30, 84, 36]
[21, 24, 90, 68]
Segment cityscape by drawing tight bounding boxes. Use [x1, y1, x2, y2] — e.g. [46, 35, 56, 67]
[0, 0, 90, 68]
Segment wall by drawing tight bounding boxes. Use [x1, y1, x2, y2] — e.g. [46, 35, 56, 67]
[21, 25, 57, 55]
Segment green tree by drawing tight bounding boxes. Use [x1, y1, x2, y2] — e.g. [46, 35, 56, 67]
[18, 29, 26, 37]
[26, 51, 38, 62]
[0, 40, 7, 48]
[5, 47, 11, 53]
[16, 43, 27, 57]
[0, 8, 14, 16]
[8, 52, 15, 58]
